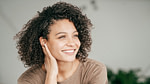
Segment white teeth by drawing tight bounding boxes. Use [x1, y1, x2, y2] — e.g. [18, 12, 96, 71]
[63, 50, 74, 53]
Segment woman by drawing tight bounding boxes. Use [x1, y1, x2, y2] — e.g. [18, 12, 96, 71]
[15, 2, 108, 84]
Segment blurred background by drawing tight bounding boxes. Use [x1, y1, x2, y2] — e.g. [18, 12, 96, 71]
[0, 0, 150, 84]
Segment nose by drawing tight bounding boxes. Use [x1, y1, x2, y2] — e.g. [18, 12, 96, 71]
[66, 37, 75, 47]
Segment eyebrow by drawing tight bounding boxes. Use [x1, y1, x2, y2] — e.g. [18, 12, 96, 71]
[55, 31, 78, 36]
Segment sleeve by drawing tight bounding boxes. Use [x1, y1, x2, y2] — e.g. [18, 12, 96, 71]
[17, 67, 45, 84]
[17, 72, 34, 84]
[17, 74, 42, 84]
[18, 79, 32, 84]
[89, 64, 108, 84]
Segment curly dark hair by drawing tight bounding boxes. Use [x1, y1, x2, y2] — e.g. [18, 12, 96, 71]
[15, 2, 93, 67]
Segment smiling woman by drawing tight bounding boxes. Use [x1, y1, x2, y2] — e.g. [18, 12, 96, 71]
[14, 1, 108, 84]
[44, 19, 81, 62]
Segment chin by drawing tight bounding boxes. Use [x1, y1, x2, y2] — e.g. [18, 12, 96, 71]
[64, 57, 76, 62]
[57, 56, 76, 62]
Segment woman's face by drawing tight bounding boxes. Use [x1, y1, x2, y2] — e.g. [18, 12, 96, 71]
[46, 19, 81, 62]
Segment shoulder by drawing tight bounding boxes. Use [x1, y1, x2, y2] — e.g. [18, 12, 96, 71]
[80, 58, 108, 84]
[82, 58, 106, 70]
[18, 66, 45, 84]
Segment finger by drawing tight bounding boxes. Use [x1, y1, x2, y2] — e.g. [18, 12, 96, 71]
[44, 44, 53, 58]
[43, 49, 51, 71]
[42, 46, 49, 57]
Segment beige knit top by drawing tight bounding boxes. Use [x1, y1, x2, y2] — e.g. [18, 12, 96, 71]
[18, 58, 108, 84]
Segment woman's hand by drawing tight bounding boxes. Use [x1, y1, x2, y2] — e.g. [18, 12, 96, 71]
[42, 43, 58, 84]
[43, 44, 58, 74]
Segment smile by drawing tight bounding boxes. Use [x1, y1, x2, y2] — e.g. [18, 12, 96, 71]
[62, 49, 76, 55]
[62, 49, 75, 53]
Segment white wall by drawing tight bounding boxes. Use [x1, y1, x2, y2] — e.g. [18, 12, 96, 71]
[0, 0, 150, 84]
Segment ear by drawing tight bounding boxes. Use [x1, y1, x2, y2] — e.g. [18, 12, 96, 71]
[39, 37, 47, 47]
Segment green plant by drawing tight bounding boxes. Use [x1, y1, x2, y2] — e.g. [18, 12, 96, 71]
[107, 67, 150, 84]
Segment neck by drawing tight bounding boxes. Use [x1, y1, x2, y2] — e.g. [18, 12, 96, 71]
[42, 59, 79, 73]
[57, 59, 78, 73]
[42, 59, 80, 82]
[57, 59, 79, 82]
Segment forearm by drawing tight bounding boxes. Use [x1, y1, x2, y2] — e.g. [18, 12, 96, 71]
[45, 72, 57, 84]
[44, 64, 58, 84]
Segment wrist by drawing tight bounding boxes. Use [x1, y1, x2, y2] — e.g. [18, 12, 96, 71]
[45, 72, 57, 84]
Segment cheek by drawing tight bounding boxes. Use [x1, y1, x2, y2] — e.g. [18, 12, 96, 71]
[78, 39, 81, 46]
[77, 39, 81, 47]
[47, 41, 63, 58]
[47, 41, 64, 52]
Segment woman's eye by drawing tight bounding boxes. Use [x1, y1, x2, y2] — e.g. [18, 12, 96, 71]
[58, 36, 65, 39]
